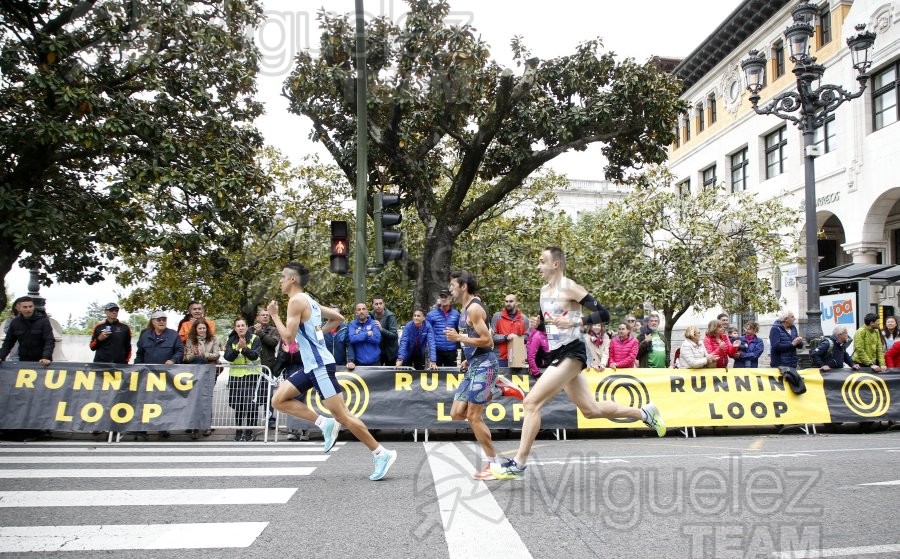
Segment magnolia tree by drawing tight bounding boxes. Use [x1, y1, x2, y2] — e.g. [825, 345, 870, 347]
[0, 1, 272, 312]
[588, 166, 799, 357]
[282, 0, 685, 309]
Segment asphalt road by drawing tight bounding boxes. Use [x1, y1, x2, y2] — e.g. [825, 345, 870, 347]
[1, 429, 899, 558]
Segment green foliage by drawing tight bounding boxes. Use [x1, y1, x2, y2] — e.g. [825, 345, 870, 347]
[589, 166, 799, 352]
[0, 0, 271, 312]
[117, 153, 356, 323]
[283, 0, 685, 308]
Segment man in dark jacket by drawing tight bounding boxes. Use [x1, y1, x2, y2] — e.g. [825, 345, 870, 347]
[135, 311, 184, 364]
[426, 290, 461, 367]
[89, 302, 132, 364]
[811, 326, 860, 371]
[370, 296, 398, 366]
[769, 309, 803, 368]
[253, 308, 280, 374]
[347, 303, 381, 368]
[0, 296, 54, 365]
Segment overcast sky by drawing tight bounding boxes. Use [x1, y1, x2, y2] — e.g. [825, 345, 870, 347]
[10, 0, 745, 323]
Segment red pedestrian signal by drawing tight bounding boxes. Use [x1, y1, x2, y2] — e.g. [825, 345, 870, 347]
[330, 221, 349, 275]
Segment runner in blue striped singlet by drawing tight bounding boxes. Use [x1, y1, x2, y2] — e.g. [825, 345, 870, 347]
[491, 247, 666, 481]
[268, 262, 397, 481]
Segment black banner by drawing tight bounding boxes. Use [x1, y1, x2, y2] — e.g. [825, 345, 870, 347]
[286, 368, 577, 429]
[821, 369, 900, 422]
[0, 362, 215, 431]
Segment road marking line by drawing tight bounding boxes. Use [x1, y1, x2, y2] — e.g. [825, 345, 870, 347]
[0, 455, 330, 464]
[0, 446, 330, 453]
[0, 467, 315, 478]
[0, 522, 268, 551]
[859, 480, 900, 486]
[424, 442, 531, 559]
[772, 543, 900, 558]
[0, 488, 297, 507]
[529, 458, 628, 466]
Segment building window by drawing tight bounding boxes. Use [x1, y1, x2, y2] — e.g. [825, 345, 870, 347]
[707, 93, 717, 125]
[683, 115, 691, 142]
[696, 103, 705, 132]
[818, 4, 832, 48]
[813, 114, 836, 154]
[873, 62, 899, 130]
[773, 41, 785, 79]
[730, 148, 749, 193]
[677, 179, 691, 197]
[765, 126, 788, 179]
[702, 165, 717, 188]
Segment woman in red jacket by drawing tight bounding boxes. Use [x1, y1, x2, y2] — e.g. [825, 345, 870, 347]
[703, 319, 738, 368]
[607, 322, 638, 369]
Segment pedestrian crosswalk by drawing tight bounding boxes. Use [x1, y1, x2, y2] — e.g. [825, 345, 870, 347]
[0, 440, 343, 553]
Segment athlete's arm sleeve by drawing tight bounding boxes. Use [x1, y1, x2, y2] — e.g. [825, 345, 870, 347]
[580, 294, 611, 324]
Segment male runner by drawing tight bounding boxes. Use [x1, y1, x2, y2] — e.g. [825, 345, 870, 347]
[491, 247, 665, 480]
[444, 270, 523, 480]
[267, 262, 397, 481]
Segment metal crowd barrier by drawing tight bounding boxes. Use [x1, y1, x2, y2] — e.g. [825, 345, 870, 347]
[210, 364, 275, 442]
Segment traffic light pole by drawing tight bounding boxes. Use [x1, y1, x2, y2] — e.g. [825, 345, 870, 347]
[353, 0, 367, 304]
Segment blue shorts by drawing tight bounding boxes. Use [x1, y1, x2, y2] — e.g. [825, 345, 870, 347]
[453, 353, 498, 404]
[286, 363, 342, 400]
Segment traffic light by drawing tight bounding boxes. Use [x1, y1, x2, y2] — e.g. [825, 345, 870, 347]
[330, 220, 349, 275]
[377, 193, 405, 263]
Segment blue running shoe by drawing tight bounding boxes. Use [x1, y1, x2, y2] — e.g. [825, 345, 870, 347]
[369, 449, 398, 481]
[490, 457, 526, 480]
[322, 417, 341, 453]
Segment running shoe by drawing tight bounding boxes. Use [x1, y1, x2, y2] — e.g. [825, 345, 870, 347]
[490, 457, 526, 480]
[472, 464, 497, 480]
[369, 449, 398, 481]
[322, 417, 341, 453]
[495, 375, 525, 401]
[642, 402, 666, 437]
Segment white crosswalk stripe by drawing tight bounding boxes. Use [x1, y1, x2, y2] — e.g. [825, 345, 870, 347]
[0, 441, 339, 553]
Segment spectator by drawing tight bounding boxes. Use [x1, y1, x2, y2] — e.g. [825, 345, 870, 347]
[183, 319, 220, 365]
[133, 310, 182, 440]
[678, 325, 718, 369]
[886, 338, 900, 368]
[606, 322, 638, 370]
[637, 312, 668, 368]
[769, 309, 803, 368]
[89, 302, 132, 364]
[704, 319, 739, 368]
[0, 296, 54, 365]
[853, 313, 886, 372]
[584, 322, 609, 370]
[396, 309, 437, 370]
[718, 312, 730, 330]
[1, 302, 20, 362]
[491, 294, 528, 367]
[370, 296, 399, 366]
[182, 319, 220, 439]
[323, 307, 349, 366]
[178, 301, 216, 343]
[272, 338, 309, 441]
[223, 317, 264, 442]
[346, 302, 381, 369]
[135, 311, 184, 365]
[811, 326, 860, 371]
[733, 321, 765, 368]
[882, 316, 899, 350]
[253, 307, 280, 375]
[526, 316, 550, 378]
[625, 314, 640, 336]
[426, 290, 461, 367]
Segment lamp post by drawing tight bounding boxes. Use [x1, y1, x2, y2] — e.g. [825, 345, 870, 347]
[740, 1, 875, 344]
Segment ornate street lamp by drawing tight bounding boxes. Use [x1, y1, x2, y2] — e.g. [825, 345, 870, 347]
[740, 1, 876, 346]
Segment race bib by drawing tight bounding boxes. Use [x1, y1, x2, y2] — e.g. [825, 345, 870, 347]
[546, 324, 560, 342]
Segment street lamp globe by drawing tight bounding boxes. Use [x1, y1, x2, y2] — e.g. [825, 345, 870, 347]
[847, 24, 877, 73]
[740, 50, 767, 96]
[785, 21, 814, 62]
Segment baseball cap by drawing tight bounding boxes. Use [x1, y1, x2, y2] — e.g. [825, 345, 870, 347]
[103, 302, 120, 311]
[439, 289, 450, 297]
[149, 310, 167, 320]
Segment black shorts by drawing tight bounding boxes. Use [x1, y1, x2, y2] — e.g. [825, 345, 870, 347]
[547, 339, 588, 370]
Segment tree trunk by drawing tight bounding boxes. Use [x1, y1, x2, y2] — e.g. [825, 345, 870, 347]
[414, 223, 456, 312]
[0, 241, 22, 313]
